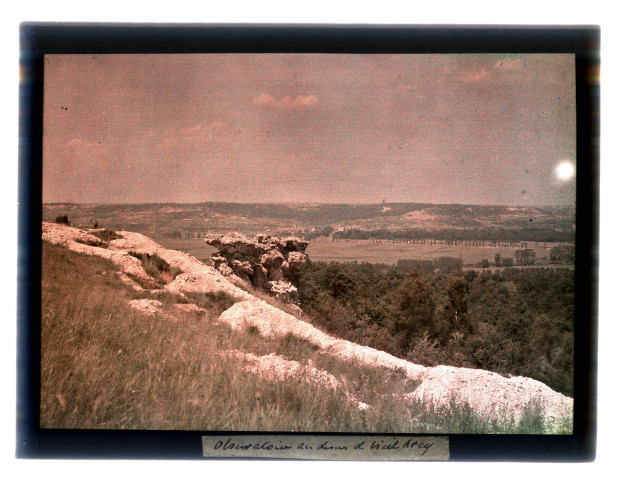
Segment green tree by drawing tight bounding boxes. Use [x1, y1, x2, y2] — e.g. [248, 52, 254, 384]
[393, 271, 435, 351]
[319, 264, 357, 302]
[436, 276, 472, 341]
[54, 214, 70, 226]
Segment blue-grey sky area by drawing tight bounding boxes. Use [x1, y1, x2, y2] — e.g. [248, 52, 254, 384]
[43, 54, 576, 205]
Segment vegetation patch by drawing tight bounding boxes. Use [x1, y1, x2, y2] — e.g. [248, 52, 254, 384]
[74, 237, 107, 248]
[301, 260, 574, 396]
[128, 251, 183, 285]
[54, 214, 71, 225]
[182, 291, 237, 318]
[406, 396, 562, 434]
[91, 229, 123, 242]
[124, 272, 161, 290]
[129, 289, 188, 305]
[245, 324, 261, 336]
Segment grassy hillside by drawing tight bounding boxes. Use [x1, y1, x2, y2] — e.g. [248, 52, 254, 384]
[41, 240, 564, 433]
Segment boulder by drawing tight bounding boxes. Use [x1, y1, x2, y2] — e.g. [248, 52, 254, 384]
[265, 280, 300, 304]
[231, 259, 254, 276]
[204, 232, 267, 257]
[282, 250, 309, 281]
[259, 249, 285, 270]
[205, 231, 310, 305]
[268, 268, 284, 282]
[284, 237, 309, 252]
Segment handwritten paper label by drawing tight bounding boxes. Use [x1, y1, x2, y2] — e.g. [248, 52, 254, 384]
[202, 435, 449, 460]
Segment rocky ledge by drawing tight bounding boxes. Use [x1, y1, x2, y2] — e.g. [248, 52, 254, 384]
[204, 232, 311, 304]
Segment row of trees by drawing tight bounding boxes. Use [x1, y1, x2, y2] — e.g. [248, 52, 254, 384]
[332, 226, 575, 243]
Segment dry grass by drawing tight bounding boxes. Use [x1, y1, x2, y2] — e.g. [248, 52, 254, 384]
[41, 240, 555, 433]
[127, 251, 182, 286]
[91, 229, 123, 242]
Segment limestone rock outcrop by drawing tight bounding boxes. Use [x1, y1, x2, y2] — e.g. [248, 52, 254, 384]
[205, 232, 310, 304]
[42, 222, 253, 302]
[217, 300, 573, 433]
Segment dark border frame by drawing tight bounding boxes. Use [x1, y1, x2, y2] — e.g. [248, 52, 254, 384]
[18, 23, 600, 461]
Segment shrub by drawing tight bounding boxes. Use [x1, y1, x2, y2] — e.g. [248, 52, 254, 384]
[54, 214, 70, 225]
[91, 229, 122, 242]
[183, 291, 237, 317]
[74, 238, 105, 248]
[170, 266, 183, 279]
[246, 324, 260, 335]
[127, 252, 183, 285]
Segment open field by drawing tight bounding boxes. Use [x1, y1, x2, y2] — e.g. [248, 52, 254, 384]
[154, 237, 217, 263]
[307, 240, 564, 266]
[158, 236, 571, 268]
[44, 202, 575, 268]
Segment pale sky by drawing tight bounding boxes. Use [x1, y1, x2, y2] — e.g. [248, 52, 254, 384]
[43, 53, 576, 205]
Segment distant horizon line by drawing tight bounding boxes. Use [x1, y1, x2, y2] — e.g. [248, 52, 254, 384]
[42, 200, 575, 209]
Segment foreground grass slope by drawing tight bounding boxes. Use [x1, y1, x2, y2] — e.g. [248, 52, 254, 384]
[41, 240, 567, 433]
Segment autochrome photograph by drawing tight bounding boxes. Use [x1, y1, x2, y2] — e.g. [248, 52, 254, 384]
[39, 52, 578, 435]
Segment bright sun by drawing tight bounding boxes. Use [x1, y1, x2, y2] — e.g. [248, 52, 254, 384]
[554, 161, 575, 182]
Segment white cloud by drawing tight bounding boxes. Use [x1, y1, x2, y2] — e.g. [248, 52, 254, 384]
[458, 58, 523, 84]
[155, 121, 231, 150]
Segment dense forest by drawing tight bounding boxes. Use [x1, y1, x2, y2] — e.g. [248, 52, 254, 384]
[300, 262, 574, 396]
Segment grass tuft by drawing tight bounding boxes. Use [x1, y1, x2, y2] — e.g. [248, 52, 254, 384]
[91, 229, 122, 242]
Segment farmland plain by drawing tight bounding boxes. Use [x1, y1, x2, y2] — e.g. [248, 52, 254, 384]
[157, 237, 571, 268]
[43, 201, 575, 267]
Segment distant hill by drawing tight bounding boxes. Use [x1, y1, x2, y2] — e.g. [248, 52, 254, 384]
[42, 202, 576, 243]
